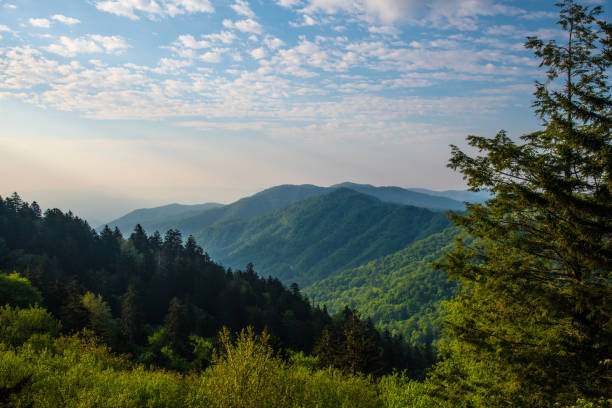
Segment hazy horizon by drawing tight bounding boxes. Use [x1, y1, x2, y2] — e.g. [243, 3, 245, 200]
[6, 181, 480, 226]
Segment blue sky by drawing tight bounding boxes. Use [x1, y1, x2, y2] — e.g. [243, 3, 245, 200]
[0, 0, 608, 224]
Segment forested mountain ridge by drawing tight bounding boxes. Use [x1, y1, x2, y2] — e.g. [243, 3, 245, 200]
[101, 182, 470, 237]
[194, 188, 451, 286]
[331, 182, 466, 210]
[306, 226, 461, 344]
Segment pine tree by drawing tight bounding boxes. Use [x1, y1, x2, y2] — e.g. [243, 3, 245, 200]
[428, 1, 611, 406]
[162, 297, 192, 357]
[120, 284, 144, 343]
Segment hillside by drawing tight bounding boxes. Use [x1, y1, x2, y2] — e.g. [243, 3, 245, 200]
[194, 188, 451, 286]
[305, 226, 461, 344]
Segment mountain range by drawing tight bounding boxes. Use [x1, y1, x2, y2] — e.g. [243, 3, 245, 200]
[100, 182, 487, 235]
[101, 182, 485, 341]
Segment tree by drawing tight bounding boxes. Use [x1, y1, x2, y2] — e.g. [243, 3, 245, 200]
[428, 1, 611, 406]
[162, 297, 192, 357]
[314, 307, 383, 375]
[0, 272, 43, 308]
[120, 284, 145, 343]
[81, 292, 118, 347]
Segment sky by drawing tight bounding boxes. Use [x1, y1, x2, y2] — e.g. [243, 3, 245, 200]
[0, 0, 608, 225]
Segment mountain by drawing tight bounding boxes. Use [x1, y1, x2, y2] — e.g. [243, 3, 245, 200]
[102, 184, 328, 236]
[305, 226, 461, 344]
[97, 202, 224, 234]
[331, 182, 465, 211]
[194, 188, 451, 286]
[408, 188, 492, 204]
[171, 184, 328, 235]
[102, 183, 474, 236]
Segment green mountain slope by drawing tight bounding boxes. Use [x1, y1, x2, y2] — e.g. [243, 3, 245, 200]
[305, 227, 461, 344]
[194, 188, 451, 286]
[173, 184, 328, 235]
[332, 182, 465, 210]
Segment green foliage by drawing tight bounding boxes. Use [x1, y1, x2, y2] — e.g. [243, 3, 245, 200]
[0, 334, 187, 408]
[307, 226, 460, 344]
[196, 188, 450, 286]
[379, 375, 446, 408]
[427, 1, 612, 406]
[0, 272, 43, 308]
[189, 326, 381, 408]
[0, 305, 60, 348]
[81, 292, 119, 348]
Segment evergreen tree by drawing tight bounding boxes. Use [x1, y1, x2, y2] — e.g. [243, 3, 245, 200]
[120, 284, 144, 343]
[58, 279, 90, 334]
[162, 297, 192, 357]
[428, 1, 611, 406]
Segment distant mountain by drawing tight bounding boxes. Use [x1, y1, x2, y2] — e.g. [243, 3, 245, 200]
[172, 184, 328, 235]
[98, 202, 224, 234]
[102, 182, 474, 237]
[408, 188, 492, 204]
[194, 188, 451, 286]
[332, 182, 465, 211]
[101, 184, 328, 235]
[305, 226, 462, 344]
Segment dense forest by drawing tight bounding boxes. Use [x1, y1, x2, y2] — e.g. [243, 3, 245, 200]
[1, 0, 610, 407]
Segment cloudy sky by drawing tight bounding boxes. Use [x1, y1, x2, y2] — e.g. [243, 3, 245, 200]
[0, 0, 606, 224]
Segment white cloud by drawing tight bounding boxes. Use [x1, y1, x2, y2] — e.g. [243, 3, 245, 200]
[427, 0, 523, 31]
[29, 18, 51, 28]
[477, 83, 533, 95]
[231, 0, 255, 18]
[222, 18, 263, 34]
[368, 25, 399, 36]
[178, 34, 211, 49]
[250, 47, 267, 59]
[520, 11, 558, 20]
[199, 51, 222, 63]
[3, 3, 16, 9]
[44, 35, 128, 57]
[51, 14, 81, 25]
[264, 36, 285, 50]
[289, 14, 318, 27]
[0, 25, 11, 32]
[301, 0, 421, 25]
[95, 0, 213, 20]
[153, 58, 192, 74]
[90, 35, 130, 53]
[203, 31, 237, 44]
[486, 25, 517, 37]
[277, 0, 301, 7]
